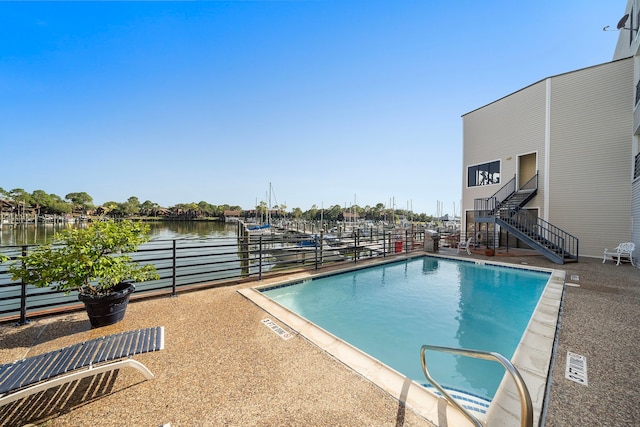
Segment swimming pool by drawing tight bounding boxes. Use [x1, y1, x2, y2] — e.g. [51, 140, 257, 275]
[260, 256, 549, 401]
[239, 254, 564, 426]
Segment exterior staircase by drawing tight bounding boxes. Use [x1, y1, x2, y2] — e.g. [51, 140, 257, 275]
[473, 173, 579, 264]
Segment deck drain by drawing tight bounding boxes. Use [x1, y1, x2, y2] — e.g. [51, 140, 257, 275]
[262, 318, 292, 340]
[565, 351, 588, 385]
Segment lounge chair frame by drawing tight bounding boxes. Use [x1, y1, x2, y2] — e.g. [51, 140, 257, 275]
[457, 236, 474, 255]
[0, 326, 164, 407]
[602, 242, 635, 266]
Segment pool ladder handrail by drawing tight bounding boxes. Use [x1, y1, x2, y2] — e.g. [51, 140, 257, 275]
[420, 344, 533, 427]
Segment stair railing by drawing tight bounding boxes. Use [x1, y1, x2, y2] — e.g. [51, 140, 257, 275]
[420, 344, 533, 427]
[474, 175, 516, 219]
[518, 172, 538, 192]
[490, 174, 517, 206]
[501, 208, 579, 260]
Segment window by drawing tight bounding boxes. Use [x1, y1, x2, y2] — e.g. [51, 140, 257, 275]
[468, 160, 501, 187]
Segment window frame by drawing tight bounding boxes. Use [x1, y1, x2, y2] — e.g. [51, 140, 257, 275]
[467, 159, 502, 188]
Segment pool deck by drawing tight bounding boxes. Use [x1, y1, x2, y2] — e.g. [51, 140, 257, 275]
[1, 249, 639, 426]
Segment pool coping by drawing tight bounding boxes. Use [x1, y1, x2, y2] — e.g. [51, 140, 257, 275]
[237, 254, 564, 427]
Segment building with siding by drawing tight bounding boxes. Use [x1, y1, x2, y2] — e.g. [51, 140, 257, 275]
[461, 3, 637, 261]
[613, 0, 640, 259]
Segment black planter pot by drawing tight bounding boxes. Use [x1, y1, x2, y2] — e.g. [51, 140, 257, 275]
[78, 282, 135, 328]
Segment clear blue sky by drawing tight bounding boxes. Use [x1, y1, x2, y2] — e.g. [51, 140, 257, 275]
[0, 1, 623, 216]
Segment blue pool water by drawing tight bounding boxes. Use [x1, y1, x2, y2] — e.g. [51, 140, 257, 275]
[261, 256, 550, 400]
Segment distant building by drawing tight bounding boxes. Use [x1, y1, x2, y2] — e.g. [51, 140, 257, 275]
[342, 212, 360, 222]
[222, 210, 242, 222]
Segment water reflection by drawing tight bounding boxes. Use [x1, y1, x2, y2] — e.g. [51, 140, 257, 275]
[0, 221, 238, 246]
[147, 221, 238, 240]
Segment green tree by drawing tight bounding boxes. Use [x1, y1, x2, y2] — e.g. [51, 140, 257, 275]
[304, 204, 318, 221]
[256, 201, 268, 221]
[140, 200, 160, 217]
[102, 201, 125, 217]
[326, 204, 343, 221]
[8, 188, 30, 205]
[31, 190, 53, 213]
[123, 196, 140, 216]
[65, 192, 94, 214]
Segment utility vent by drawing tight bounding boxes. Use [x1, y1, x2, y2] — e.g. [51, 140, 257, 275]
[262, 318, 292, 340]
[565, 351, 588, 385]
[570, 275, 579, 281]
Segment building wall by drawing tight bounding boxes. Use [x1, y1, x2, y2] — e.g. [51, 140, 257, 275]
[461, 58, 633, 258]
[461, 82, 547, 234]
[547, 58, 633, 257]
[613, 0, 640, 261]
[633, 179, 640, 246]
[613, 0, 640, 61]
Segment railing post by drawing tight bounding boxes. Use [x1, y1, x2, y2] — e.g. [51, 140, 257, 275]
[384, 231, 388, 257]
[314, 237, 319, 271]
[259, 236, 263, 280]
[318, 230, 324, 270]
[171, 240, 177, 296]
[16, 245, 29, 326]
[405, 229, 408, 253]
[354, 230, 358, 264]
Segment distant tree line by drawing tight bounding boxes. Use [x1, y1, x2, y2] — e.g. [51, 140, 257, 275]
[0, 187, 435, 223]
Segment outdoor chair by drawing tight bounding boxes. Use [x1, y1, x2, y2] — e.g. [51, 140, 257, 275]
[602, 242, 635, 266]
[457, 236, 474, 255]
[0, 326, 164, 407]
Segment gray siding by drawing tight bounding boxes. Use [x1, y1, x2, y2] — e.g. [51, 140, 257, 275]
[548, 58, 633, 257]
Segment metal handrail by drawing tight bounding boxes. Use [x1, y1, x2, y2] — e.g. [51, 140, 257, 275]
[490, 174, 517, 204]
[518, 172, 538, 192]
[420, 344, 533, 427]
[505, 208, 578, 259]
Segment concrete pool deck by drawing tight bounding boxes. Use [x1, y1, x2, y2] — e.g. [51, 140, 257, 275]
[1, 250, 639, 426]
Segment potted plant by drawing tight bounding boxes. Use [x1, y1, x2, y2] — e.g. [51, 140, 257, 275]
[6, 220, 159, 328]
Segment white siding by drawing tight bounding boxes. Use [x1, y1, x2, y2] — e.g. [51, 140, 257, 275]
[548, 58, 633, 257]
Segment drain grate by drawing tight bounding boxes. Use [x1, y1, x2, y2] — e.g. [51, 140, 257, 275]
[262, 318, 293, 340]
[565, 351, 588, 385]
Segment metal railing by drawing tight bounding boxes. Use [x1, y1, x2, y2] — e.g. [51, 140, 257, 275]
[0, 228, 426, 325]
[491, 174, 517, 205]
[473, 175, 516, 219]
[473, 172, 540, 220]
[498, 208, 579, 261]
[420, 344, 533, 427]
[518, 173, 539, 193]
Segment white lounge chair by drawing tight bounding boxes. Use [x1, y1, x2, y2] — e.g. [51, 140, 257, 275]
[602, 242, 635, 266]
[457, 236, 473, 255]
[0, 326, 164, 407]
